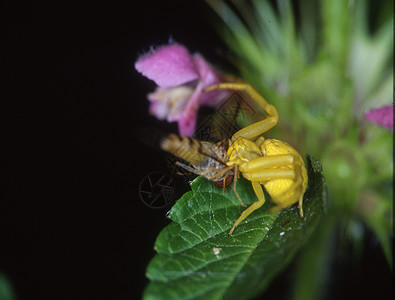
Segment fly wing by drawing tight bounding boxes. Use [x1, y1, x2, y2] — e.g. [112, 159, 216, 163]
[193, 94, 241, 144]
[193, 90, 261, 151]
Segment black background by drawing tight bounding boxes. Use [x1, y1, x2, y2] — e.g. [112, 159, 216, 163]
[3, 1, 392, 299]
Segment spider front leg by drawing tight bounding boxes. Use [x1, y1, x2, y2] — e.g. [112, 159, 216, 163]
[230, 165, 247, 207]
[204, 83, 279, 141]
[229, 181, 266, 235]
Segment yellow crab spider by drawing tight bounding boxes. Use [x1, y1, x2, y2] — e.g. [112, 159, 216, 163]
[205, 83, 308, 235]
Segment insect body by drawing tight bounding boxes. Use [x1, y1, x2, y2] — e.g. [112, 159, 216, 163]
[161, 83, 308, 235]
[160, 134, 234, 188]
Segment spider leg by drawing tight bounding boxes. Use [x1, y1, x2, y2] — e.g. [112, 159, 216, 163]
[294, 163, 305, 218]
[240, 155, 297, 195]
[205, 83, 279, 141]
[255, 136, 265, 147]
[229, 181, 266, 235]
[232, 165, 247, 207]
[240, 154, 295, 173]
[242, 169, 295, 181]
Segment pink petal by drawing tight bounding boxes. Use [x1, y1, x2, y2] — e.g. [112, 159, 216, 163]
[135, 44, 199, 88]
[177, 83, 204, 136]
[193, 54, 228, 106]
[365, 105, 393, 130]
[178, 114, 197, 137]
[199, 87, 229, 108]
[193, 54, 222, 88]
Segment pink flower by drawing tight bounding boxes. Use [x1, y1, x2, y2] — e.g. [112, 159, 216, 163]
[365, 105, 393, 130]
[135, 43, 227, 136]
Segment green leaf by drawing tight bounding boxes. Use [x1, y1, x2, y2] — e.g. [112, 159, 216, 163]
[143, 155, 327, 300]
